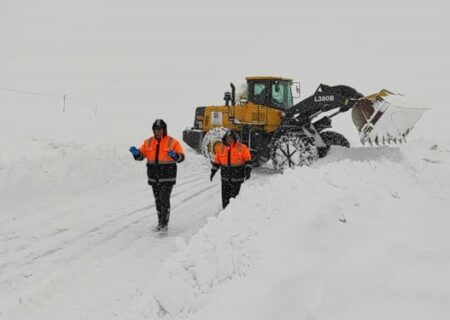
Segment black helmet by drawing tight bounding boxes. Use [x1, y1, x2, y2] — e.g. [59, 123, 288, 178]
[222, 129, 239, 144]
[152, 119, 167, 136]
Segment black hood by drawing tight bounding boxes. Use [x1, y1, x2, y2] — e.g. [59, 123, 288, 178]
[152, 119, 168, 136]
[222, 129, 239, 144]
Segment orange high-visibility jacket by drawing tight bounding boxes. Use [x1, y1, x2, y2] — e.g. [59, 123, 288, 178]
[138, 135, 184, 184]
[213, 142, 252, 182]
[139, 135, 184, 163]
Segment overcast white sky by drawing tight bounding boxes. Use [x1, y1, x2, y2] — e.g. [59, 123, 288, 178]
[1, 0, 449, 130]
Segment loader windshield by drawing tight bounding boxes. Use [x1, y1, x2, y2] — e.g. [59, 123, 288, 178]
[271, 80, 293, 110]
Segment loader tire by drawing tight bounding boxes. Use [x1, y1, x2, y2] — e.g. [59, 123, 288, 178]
[320, 131, 350, 147]
[270, 132, 319, 172]
[318, 131, 350, 158]
[201, 127, 229, 160]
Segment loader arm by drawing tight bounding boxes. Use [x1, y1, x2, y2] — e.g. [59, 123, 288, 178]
[284, 84, 364, 125]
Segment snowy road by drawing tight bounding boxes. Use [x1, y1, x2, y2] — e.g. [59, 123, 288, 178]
[1, 138, 450, 320]
[0, 159, 221, 320]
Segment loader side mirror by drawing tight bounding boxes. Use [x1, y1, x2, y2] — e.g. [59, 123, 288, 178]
[292, 82, 301, 98]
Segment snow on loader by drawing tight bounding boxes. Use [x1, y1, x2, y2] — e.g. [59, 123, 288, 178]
[183, 76, 426, 171]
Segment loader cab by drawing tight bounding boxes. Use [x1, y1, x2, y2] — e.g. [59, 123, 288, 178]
[246, 76, 294, 110]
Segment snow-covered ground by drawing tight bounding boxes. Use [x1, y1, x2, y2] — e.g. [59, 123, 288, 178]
[1, 106, 449, 319]
[175, 141, 450, 320]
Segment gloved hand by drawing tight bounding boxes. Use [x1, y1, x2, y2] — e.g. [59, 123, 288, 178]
[167, 149, 178, 160]
[210, 169, 217, 182]
[129, 146, 140, 157]
[245, 168, 251, 180]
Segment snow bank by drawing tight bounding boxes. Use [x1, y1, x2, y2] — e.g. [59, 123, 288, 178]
[152, 141, 450, 319]
[153, 213, 262, 316]
[0, 143, 137, 198]
[0, 140, 205, 213]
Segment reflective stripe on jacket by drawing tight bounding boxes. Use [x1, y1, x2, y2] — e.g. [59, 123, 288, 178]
[138, 135, 184, 184]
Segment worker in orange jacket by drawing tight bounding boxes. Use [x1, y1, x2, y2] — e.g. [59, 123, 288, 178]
[129, 119, 185, 232]
[210, 130, 252, 209]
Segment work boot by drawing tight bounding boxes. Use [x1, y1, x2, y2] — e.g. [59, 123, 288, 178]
[159, 225, 168, 234]
[159, 210, 170, 234]
[153, 212, 163, 232]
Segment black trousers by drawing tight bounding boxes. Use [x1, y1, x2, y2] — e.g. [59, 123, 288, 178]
[221, 181, 242, 209]
[151, 183, 174, 227]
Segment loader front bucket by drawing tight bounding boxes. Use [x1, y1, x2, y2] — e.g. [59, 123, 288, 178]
[352, 90, 427, 145]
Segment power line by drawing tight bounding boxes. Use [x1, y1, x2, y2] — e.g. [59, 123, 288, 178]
[0, 86, 60, 99]
[0, 86, 101, 114]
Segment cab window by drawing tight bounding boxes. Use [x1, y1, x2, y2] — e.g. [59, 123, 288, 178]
[252, 82, 267, 105]
[271, 81, 293, 110]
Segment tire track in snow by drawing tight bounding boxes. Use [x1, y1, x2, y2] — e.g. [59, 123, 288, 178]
[0, 175, 204, 242]
[94, 183, 220, 246]
[0, 174, 216, 287]
[0, 175, 203, 253]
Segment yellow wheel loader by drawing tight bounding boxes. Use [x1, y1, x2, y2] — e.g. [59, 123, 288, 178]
[183, 76, 426, 170]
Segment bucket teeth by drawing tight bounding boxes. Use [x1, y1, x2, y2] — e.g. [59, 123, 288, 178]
[362, 132, 414, 146]
[352, 90, 427, 148]
[387, 135, 395, 144]
[374, 136, 379, 146]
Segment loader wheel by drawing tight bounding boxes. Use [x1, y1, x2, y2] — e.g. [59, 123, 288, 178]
[270, 132, 319, 172]
[201, 127, 229, 160]
[318, 131, 350, 158]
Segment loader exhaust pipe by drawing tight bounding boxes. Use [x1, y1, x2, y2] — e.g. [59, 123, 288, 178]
[224, 92, 231, 106]
[230, 83, 236, 106]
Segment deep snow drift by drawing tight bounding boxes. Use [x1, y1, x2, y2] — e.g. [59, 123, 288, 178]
[1, 112, 449, 319]
[152, 142, 450, 319]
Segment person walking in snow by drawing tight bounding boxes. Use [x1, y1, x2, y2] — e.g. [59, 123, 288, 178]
[129, 119, 185, 232]
[210, 130, 252, 209]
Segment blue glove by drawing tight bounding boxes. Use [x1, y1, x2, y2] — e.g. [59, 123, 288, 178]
[129, 146, 140, 157]
[167, 149, 178, 160]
